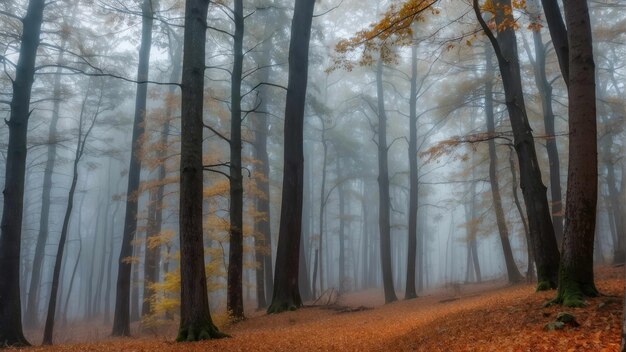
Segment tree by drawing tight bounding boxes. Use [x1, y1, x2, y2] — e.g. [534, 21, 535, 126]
[112, 0, 155, 336]
[24, 5, 77, 326]
[176, 0, 225, 340]
[523, 0, 564, 246]
[473, 0, 561, 290]
[43, 78, 103, 345]
[552, 0, 599, 307]
[251, 28, 274, 307]
[483, 44, 523, 284]
[375, 57, 398, 304]
[226, 0, 245, 321]
[267, 0, 316, 314]
[0, 0, 46, 346]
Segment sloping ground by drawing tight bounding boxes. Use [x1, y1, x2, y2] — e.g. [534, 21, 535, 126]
[13, 266, 623, 351]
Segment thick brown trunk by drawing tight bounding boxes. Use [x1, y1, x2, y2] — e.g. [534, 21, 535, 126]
[555, 0, 598, 306]
[177, 0, 224, 341]
[508, 149, 535, 282]
[267, 0, 315, 314]
[474, 0, 560, 290]
[227, 0, 245, 320]
[0, 0, 45, 346]
[112, 0, 154, 336]
[484, 47, 524, 284]
[526, 0, 564, 246]
[376, 58, 398, 304]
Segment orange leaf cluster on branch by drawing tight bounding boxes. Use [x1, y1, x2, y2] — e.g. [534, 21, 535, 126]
[330, 0, 439, 72]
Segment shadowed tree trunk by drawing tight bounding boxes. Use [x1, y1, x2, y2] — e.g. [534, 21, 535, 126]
[43, 81, 100, 345]
[142, 188, 160, 316]
[141, 31, 183, 317]
[112, 0, 154, 336]
[227, 0, 245, 321]
[554, 0, 599, 307]
[25, 23, 74, 327]
[267, 0, 315, 314]
[484, 46, 524, 284]
[251, 11, 276, 307]
[508, 149, 535, 282]
[525, 0, 564, 246]
[539, 0, 569, 86]
[104, 192, 122, 324]
[405, 32, 419, 300]
[474, 0, 560, 290]
[338, 157, 347, 292]
[176, 0, 225, 341]
[62, 192, 85, 326]
[0, 0, 45, 346]
[375, 58, 398, 304]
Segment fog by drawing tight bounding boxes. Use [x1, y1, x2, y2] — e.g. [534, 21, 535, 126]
[0, 0, 624, 347]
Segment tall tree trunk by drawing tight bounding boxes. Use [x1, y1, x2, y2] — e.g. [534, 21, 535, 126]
[538, 0, 569, 86]
[0, 0, 45, 346]
[227, 0, 245, 321]
[112, 0, 154, 336]
[554, 0, 598, 306]
[62, 192, 86, 325]
[142, 189, 160, 316]
[405, 33, 419, 300]
[509, 149, 535, 282]
[86, 198, 102, 320]
[484, 46, 524, 284]
[25, 40, 68, 330]
[267, 0, 315, 314]
[130, 242, 141, 322]
[141, 31, 183, 317]
[104, 195, 122, 324]
[299, 143, 312, 301]
[338, 158, 346, 292]
[375, 58, 398, 304]
[177, 0, 224, 341]
[526, 0, 564, 246]
[474, 0, 560, 290]
[43, 81, 99, 345]
[316, 136, 328, 295]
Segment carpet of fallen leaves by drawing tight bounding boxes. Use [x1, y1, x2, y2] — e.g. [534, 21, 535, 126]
[13, 266, 624, 351]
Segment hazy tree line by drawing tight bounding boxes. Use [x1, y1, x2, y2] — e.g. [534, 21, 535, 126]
[0, 0, 624, 348]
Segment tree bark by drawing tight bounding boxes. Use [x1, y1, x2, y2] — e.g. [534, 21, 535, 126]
[484, 46, 524, 284]
[177, 0, 225, 341]
[508, 149, 535, 282]
[405, 33, 419, 300]
[112, 0, 154, 336]
[175, 0, 224, 339]
[525, 0, 564, 246]
[227, 0, 245, 320]
[554, 0, 599, 307]
[25, 30, 71, 328]
[43, 80, 99, 345]
[0, 0, 45, 346]
[267, 0, 315, 314]
[538, 0, 569, 86]
[375, 58, 398, 304]
[251, 17, 274, 308]
[474, 0, 560, 290]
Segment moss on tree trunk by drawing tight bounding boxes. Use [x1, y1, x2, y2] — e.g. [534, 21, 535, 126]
[552, 265, 599, 307]
[176, 320, 228, 342]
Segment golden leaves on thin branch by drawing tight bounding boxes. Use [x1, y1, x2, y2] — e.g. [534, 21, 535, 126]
[330, 0, 439, 72]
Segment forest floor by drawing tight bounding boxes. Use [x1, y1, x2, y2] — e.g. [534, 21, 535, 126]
[15, 266, 624, 351]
